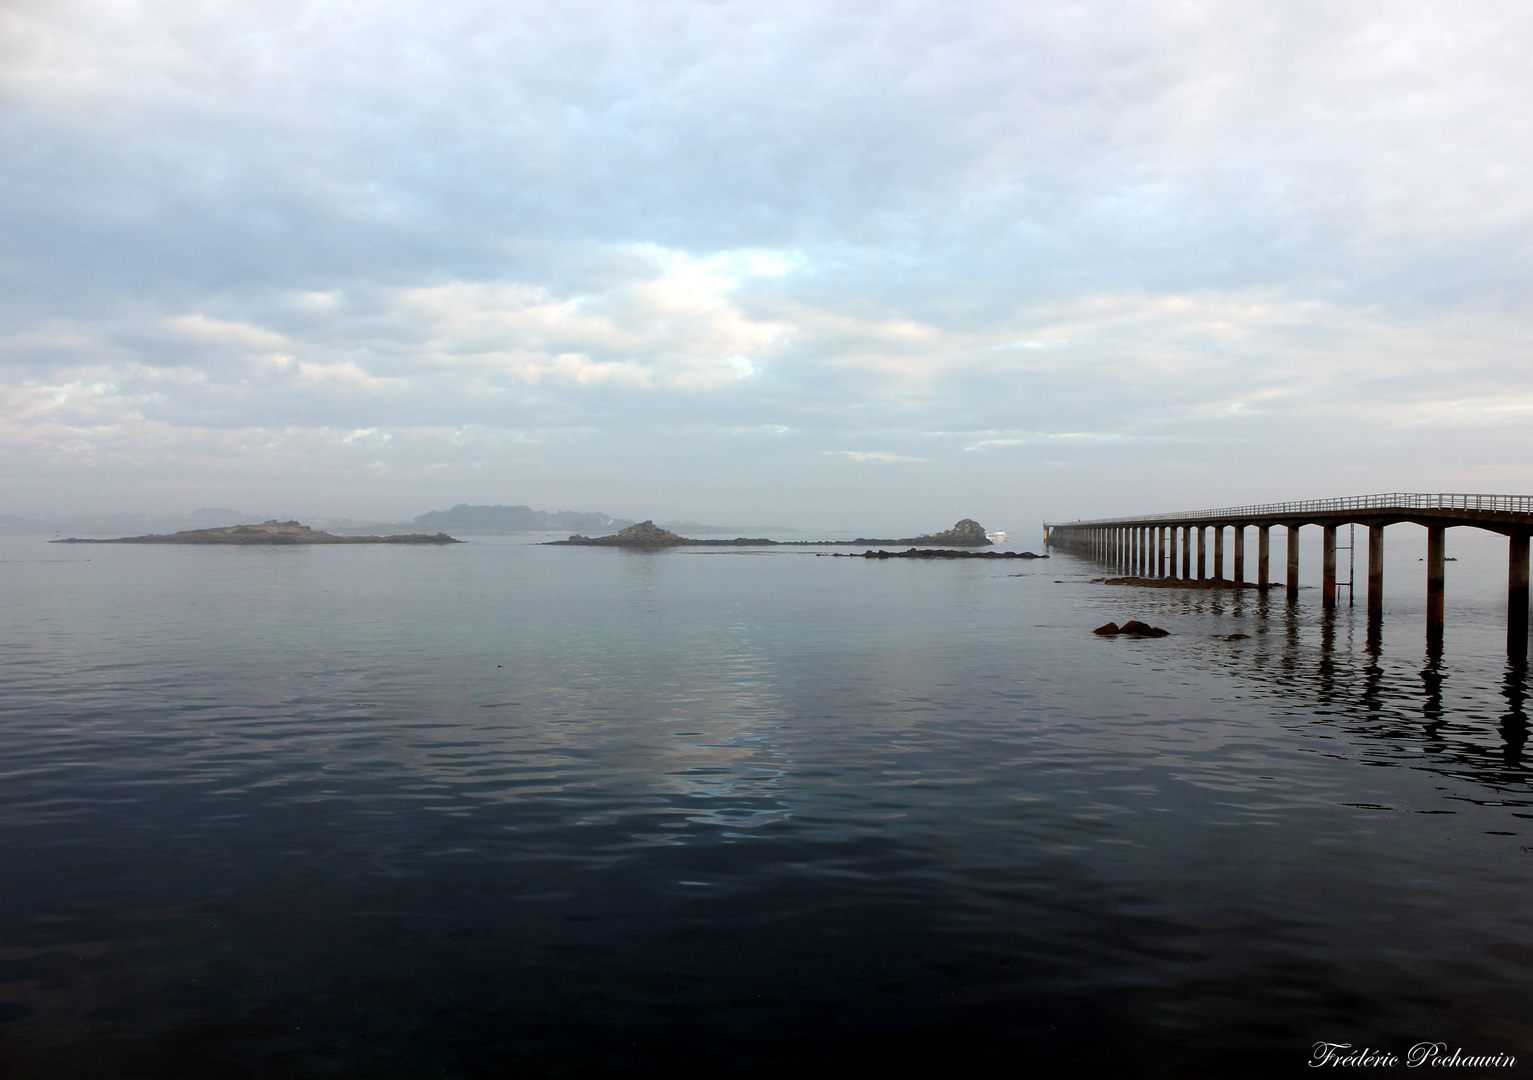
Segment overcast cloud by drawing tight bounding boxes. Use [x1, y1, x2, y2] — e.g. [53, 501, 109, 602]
[2, 0, 1530, 530]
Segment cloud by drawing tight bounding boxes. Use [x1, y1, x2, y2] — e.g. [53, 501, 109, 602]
[0, 1, 1530, 523]
[824, 451, 931, 464]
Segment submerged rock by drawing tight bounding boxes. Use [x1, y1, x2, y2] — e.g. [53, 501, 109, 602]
[1094, 620, 1171, 638]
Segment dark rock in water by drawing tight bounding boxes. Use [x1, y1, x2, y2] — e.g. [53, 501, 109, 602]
[1094, 620, 1170, 638]
[1225, 633, 1251, 641]
[51, 520, 462, 545]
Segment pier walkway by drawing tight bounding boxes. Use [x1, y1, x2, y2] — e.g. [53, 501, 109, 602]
[1043, 494, 1532, 657]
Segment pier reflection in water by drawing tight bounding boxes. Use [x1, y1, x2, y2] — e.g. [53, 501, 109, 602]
[1106, 578, 1533, 811]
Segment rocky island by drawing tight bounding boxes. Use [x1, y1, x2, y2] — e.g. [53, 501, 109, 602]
[548, 518, 999, 549]
[52, 520, 463, 545]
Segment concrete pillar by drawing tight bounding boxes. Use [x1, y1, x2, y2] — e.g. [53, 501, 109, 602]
[1511, 534, 1529, 661]
[1197, 526, 1207, 580]
[1213, 526, 1225, 581]
[1322, 525, 1337, 609]
[1426, 526, 1446, 652]
[1181, 526, 1192, 578]
[1286, 525, 1300, 601]
[1258, 526, 1270, 588]
[1233, 526, 1245, 583]
[1368, 525, 1385, 621]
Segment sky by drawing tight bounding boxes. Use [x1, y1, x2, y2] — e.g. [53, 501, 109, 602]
[2, 0, 1530, 532]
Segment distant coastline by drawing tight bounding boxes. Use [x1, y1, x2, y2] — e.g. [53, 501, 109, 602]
[51, 521, 462, 546]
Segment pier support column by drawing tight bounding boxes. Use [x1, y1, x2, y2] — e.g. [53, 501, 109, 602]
[1197, 526, 1207, 580]
[1286, 525, 1300, 601]
[1213, 526, 1225, 582]
[1155, 527, 1163, 577]
[1233, 527, 1245, 583]
[1258, 526, 1270, 588]
[1509, 534, 1528, 661]
[1181, 526, 1192, 578]
[1322, 525, 1337, 609]
[1368, 525, 1385, 622]
[1426, 526, 1446, 653]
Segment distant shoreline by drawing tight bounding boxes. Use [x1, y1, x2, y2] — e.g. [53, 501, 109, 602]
[51, 521, 462, 546]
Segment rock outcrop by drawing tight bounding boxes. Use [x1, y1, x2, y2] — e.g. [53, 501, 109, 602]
[553, 520, 695, 546]
[898, 518, 992, 546]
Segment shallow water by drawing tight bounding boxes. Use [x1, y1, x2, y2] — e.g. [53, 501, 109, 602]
[2, 535, 1530, 1077]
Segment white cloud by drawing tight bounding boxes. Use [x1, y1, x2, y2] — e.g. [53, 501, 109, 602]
[824, 451, 931, 464]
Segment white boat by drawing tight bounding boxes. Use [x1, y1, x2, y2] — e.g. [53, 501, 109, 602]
[986, 530, 1008, 544]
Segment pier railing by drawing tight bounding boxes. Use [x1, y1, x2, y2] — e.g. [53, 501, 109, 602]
[1049, 492, 1533, 528]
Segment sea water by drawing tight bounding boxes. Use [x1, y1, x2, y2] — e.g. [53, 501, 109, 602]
[1, 532, 1530, 1076]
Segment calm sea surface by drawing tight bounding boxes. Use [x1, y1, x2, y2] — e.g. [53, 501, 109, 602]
[2, 532, 1531, 1077]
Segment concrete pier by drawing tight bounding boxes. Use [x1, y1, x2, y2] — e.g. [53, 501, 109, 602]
[1322, 525, 1337, 609]
[1287, 526, 1300, 601]
[1427, 526, 1446, 652]
[1044, 493, 1533, 656]
[1368, 525, 1385, 621]
[1511, 534, 1529, 660]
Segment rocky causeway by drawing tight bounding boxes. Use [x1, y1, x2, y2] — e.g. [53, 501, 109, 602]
[549, 518, 1001, 548]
